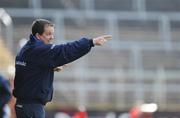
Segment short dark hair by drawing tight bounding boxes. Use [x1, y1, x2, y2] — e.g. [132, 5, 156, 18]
[31, 19, 54, 35]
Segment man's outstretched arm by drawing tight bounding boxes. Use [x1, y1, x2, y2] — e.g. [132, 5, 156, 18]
[54, 35, 112, 71]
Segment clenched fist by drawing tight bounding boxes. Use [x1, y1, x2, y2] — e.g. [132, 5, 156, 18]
[54, 64, 69, 72]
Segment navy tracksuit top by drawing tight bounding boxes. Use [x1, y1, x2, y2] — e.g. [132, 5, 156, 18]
[13, 34, 94, 105]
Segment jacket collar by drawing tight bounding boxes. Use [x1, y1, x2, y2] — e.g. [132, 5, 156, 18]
[29, 34, 44, 44]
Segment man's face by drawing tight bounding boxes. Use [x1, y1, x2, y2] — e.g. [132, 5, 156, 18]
[38, 25, 55, 44]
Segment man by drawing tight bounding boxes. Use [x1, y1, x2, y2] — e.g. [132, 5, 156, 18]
[13, 19, 112, 118]
[0, 75, 11, 118]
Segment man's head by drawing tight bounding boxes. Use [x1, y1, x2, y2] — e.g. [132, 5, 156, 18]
[31, 19, 55, 44]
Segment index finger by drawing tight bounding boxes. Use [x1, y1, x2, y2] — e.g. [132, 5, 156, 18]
[102, 35, 112, 40]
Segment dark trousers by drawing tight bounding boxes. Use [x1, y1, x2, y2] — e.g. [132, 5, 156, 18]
[0, 109, 4, 118]
[15, 102, 45, 118]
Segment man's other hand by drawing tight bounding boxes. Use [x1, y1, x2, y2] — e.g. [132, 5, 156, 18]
[54, 64, 68, 72]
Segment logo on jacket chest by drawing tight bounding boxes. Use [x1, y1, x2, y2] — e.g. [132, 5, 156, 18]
[16, 61, 27, 66]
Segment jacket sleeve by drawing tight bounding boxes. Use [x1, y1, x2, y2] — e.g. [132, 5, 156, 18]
[0, 77, 11, 108]
[34, 38, 94, 68]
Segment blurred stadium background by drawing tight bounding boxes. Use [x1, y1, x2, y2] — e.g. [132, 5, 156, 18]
[1, 0, 180, 117]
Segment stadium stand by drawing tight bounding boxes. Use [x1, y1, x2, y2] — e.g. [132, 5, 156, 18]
[42, 0, 82, 9]
[1, 0, 180, 112]
[94, 0, 133, 11]
[146, 0, 180, 12]
[0, 0, 29, 8]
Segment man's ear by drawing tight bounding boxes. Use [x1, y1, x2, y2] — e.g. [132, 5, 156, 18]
[35, 33, 40, 39]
